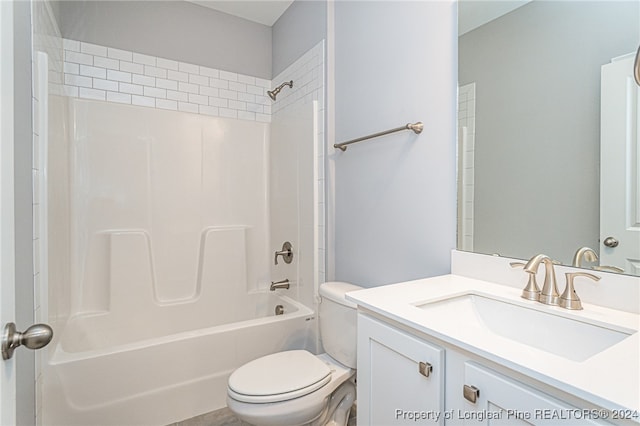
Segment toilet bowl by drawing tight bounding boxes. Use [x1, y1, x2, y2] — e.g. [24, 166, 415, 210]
[226, 282, 362, 426]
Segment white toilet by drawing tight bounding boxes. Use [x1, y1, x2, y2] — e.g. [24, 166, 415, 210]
[226, 281, 362, 426]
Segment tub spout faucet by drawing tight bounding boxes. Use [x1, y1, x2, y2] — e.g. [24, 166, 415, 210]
[270, 279, 290, 291]
[524, 254, 559, 305]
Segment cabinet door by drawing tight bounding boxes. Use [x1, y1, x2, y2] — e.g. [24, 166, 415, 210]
[462, 362, 610, 425]
[358, 314, 444, 425]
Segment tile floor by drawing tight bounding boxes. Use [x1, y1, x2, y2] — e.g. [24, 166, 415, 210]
[170, 406, 357, 426]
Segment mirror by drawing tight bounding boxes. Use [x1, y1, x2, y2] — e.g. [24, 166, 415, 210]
[457, 0, 640, 276]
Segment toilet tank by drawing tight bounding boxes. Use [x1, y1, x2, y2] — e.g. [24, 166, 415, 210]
[319, 282, 363, 369]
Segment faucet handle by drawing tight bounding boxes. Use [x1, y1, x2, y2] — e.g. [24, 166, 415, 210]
[511, 262, 540, 301]
[559, 272, 600, 310]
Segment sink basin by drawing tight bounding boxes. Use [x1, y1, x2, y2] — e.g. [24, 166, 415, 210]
[416, 294, 635, 362]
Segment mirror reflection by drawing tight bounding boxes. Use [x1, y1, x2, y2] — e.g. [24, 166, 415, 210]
[457, 0, 640, 276]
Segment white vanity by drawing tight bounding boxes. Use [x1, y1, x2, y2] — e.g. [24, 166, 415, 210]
[346, 252, 640, 425]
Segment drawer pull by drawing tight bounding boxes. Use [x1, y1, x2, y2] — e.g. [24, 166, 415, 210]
[418, 361, 432, 378]
[463, 384, 480, 403]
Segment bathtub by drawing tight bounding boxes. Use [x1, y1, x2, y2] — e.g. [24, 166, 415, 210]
[42, 293, 315, 426]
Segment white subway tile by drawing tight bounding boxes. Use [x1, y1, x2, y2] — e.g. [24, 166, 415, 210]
[263, 104, 272, 115]
[63, 39, 80, 52]
[228, 100, 246, 110]
[119, 82, 143, 95]
[238, 92, 255, 103]
[144, 65, 167, 79]
[255, 95, 269, 105]
[188, 93, 208, 105]
[167, 90, 188, 102]
[81, 42, 107, 57]
[178, 81, 198, 94]
[120, 61, 144, 74]
[65, 50, 93, 66]
[107, 69, 132, 83]
[178, 62, 199, 74]
[200, 86, 218, 97]
[156, 99, 178, 110]
[209, 78, 228, 89]
[131, 95, 155, 107]
[247, 85, 264, 96]
[62, 85, 78, 97]
[178, 102, 198, 113]
[144, 86, 166, 99]
[107, 91, 132, 104]
[132, 74, 155, 87]
[218, 89, 237, 100]
[132, 52, 156, 66]
[65, 74, 92, 88]
[156, 57, 179, 71]
[79, 64, 106, 79]
[209, 97, 228, 108]
[167, 70, 189, 83]
[94, 56, 119, 70]
[237, 74, 255, 85]
[107, 47, 133, 62]
[189, 74, 208, 86]
[93, 78, 118, 91]
[256, 113, 270, 123]
[156, 78, 177, 91]
[219, 70, 238, 82]
[63, 62, 79, 75]
[238, 111, 255, 121]
[199, 66, 219, 78]
[79, 87, 106, 101]
[199, 105, 219, 116]
[229, 81, 247, 93]
[219, 108, 237, 119]
[246, 103, 263, 113]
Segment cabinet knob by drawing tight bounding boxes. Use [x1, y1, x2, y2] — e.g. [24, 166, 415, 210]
[463, 384, 480, 403]
[419, 361, 432, 378]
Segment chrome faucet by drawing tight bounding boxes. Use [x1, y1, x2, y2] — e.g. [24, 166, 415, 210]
[524, 254, 559, 305]
[270, 279, 290, 291]
[572, 247, 598, 267]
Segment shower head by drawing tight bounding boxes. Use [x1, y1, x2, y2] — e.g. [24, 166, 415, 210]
[267, 80, 293, 101]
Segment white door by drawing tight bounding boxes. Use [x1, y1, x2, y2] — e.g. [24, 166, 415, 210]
[0, 0, 18, 423]
[600, 54, 640, 274]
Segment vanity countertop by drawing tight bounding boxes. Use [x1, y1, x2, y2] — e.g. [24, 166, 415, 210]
[346, 274, 640, 415]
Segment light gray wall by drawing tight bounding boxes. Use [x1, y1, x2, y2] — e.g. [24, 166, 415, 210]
[13, 2, 35, 424]
[459, 1, 638, 264]
[56, 0, 272, 79]
[272, 1, 326, 77]
[334, 1, 457, 287]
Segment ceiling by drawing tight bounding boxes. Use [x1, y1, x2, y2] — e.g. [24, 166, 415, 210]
[187, 0, 294, 26]
[188, 0, 531, 34]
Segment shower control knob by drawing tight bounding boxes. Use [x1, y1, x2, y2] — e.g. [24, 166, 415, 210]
[603, 237, 619, 248]
[2, 322, 53, 360]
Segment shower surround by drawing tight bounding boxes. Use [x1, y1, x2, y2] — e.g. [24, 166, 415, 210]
[37, 37, 327, 425]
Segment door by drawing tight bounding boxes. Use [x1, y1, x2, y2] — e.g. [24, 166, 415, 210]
[0, 0, 17, 423]
[600, 54, 640, 274]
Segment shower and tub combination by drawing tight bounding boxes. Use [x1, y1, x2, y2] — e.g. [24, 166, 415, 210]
[40, 47, 323, 425]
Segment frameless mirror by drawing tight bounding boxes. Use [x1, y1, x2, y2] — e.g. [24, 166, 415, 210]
[457, 0, 640, 276]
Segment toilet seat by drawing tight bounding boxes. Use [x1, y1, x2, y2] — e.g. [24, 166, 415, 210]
[228, 350, 332, 404]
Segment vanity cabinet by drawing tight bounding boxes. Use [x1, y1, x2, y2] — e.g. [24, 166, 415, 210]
[357, 313, 445, 425]
[357, 313, 613, 426]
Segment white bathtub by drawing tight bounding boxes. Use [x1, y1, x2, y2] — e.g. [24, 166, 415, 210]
[42, 293, 315, 426]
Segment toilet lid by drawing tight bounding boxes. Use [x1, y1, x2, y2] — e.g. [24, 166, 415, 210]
[228, 350, 332, 403]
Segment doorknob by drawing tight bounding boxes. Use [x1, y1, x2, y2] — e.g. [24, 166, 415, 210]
[603, 237, 619, 248]
[2, 322, 53, 360]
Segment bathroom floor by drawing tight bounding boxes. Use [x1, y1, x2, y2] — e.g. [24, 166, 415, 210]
[169, 406, 357, 426]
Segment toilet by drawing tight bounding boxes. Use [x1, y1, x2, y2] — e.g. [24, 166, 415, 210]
[226, 281, 363, 426]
